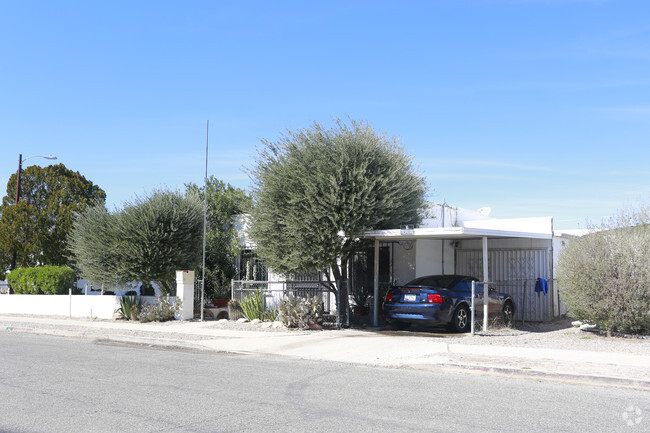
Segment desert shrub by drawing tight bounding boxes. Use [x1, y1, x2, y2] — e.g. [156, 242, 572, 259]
[115, 295, 142, 320]
[557, 206, 650, 334]
[227, 299, 245, 320]
[240, 289, 265, 321]
[277, 295, 323, 328]
[138, 297, 181, 323]
[7, 266, 76, 294]
[265, 308, 279, 322]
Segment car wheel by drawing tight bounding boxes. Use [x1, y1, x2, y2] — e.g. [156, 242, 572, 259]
[452, 305, 470, 333]
[503, 301, 514, 327]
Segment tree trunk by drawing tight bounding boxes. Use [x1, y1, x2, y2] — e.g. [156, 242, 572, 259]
[333, 260, 350, 328]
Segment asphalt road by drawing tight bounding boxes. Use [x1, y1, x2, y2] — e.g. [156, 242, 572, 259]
[0, 332, 647, 433]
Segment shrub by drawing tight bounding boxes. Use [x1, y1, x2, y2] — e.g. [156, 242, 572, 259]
[138, 297, 182, 323]
[7, 266, 76, 294]
[277, 295, 323, 328]
[240, 289, 265, 321]
[265, 308, 279, 322]
[558, 206, 650, 335]
[227, 299, 245, 321]
[351, 287, 369, 307]
[7, 268, 39, 294]
[115, 295, 142, 320]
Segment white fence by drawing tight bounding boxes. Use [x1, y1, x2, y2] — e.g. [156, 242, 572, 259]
[0, 294, 161, 320]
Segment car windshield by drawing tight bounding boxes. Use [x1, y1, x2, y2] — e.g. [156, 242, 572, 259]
[404, 275, 459, 289]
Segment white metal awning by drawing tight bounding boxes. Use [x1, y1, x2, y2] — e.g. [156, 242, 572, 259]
[363, 226, 553, 241]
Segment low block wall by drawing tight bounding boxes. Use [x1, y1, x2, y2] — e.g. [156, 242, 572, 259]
[0, 294, 160, 320]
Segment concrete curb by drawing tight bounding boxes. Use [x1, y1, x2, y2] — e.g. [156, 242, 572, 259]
[408, 362, 650, 390]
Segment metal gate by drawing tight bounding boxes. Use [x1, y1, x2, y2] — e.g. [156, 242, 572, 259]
[456, 248, 555, 322]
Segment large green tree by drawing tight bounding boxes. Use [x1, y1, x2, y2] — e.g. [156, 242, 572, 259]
[70, 189, 203, 294]
[186, 177, 251, 299]
[248, 118, 427, 320]
[0, 163, 105, 273]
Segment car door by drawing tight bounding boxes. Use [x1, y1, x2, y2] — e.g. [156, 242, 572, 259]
[458, 277, 483, 319]
[487, 286, 505, 315]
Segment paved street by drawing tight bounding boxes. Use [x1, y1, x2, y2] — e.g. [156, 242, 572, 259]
[1, 332, 648, 433]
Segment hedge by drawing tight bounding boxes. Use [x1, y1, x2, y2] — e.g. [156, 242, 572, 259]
[7, 266, 77, 295]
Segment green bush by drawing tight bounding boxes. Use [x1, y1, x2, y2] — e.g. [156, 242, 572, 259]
[7, 268, 39, 294]
[115, 295, 142, 320]
[277, 295, 323, 328]
[558, 207, 650, 335]
[240, 289, 265, 321]
[7, 266, 76, 294]
[138, 297, 181, 323]
[265, 308, 279, 322]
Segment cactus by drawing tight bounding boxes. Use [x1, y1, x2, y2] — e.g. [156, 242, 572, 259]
[277, 295, 324, 328]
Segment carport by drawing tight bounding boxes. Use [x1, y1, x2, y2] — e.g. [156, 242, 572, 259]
[363, 218, 556, 328]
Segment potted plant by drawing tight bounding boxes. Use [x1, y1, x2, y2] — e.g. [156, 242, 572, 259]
[351, 288, 370, 316]
[210, 285, 231, 308]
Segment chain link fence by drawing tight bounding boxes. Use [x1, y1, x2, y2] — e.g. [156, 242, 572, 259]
[231, 280, 338, 326]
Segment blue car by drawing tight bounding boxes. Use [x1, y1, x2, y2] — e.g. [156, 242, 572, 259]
[383, 274, 515, 332]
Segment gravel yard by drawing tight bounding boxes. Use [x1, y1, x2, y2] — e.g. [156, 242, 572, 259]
[441, 319, 650, 356]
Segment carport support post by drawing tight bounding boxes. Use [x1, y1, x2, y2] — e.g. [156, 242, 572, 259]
[470, 281, 476, 336]
[482, 236, 489, 332]
[176, 270, 194, 321]
[373, 238, 380, 327]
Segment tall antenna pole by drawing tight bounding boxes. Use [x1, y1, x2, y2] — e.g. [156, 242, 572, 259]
[201, 120, 209, 321]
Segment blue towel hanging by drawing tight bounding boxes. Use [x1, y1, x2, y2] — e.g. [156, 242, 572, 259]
[535, 277, 549, 296]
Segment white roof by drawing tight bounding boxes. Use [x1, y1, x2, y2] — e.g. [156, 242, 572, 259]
[364, 216, 554, 240]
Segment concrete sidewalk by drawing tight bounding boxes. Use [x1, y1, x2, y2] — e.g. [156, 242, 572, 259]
[1, 314, 648, 390]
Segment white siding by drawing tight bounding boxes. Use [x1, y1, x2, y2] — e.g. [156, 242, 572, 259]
[393, 241, 416, 285]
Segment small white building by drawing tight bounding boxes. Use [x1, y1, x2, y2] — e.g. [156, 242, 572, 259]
[232, 203, 581, 325]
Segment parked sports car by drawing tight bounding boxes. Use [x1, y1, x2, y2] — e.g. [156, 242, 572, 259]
[383, 274, 515, 332]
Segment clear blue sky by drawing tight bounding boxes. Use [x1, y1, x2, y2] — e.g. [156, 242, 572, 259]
[2, 0, 649, 230]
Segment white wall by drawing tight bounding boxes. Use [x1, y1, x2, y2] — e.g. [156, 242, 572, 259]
[414, 239, 455, 277]
[0, 295, 161, 320]
[392, 242, 416, 285]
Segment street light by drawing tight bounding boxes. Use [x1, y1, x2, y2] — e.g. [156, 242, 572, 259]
[9, 154, 58, 271]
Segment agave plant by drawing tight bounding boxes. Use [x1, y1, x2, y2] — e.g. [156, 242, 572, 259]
[240, 289, 265, 321]
[115, 295, 142, 320]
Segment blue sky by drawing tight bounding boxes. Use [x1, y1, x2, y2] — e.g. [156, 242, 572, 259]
[1, 0, 649, 230]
